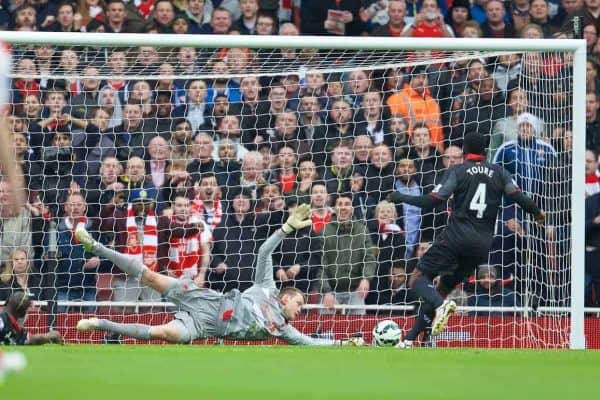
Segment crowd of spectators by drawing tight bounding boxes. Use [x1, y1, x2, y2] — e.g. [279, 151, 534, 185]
[0, 0, 596, 316]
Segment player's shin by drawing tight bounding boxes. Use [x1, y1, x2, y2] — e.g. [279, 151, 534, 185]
[96, 319, 152, 340]
[76, 225, 148, 280]
[90, 241, 148, 280]
[411, 277, 444, 308]
[404, 303, 435, 341]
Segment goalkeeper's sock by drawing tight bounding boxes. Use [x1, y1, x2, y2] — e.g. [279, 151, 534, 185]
[404, 304, 434, 341]
[92, 243, 147, 280]
[412, 277, 444, 309]
[97, 319, 152, 340]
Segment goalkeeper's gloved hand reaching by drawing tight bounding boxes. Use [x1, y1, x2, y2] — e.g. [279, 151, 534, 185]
[282, 204, 312, 234]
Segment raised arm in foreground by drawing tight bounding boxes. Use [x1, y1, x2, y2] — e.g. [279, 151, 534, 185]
[254, 204, 313, 288]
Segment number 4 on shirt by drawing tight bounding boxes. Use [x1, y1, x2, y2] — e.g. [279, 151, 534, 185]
[469, 183, 487, 219]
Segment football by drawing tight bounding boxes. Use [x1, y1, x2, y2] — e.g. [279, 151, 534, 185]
[372, 319, 402, 347]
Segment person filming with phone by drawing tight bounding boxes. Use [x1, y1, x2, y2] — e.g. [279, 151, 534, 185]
[401, 0, 454, 38]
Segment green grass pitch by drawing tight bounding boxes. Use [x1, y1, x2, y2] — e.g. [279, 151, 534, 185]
[2, 346, 599, 400]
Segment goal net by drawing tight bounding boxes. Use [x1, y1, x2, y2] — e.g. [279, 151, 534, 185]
[0, 33, 586, 348]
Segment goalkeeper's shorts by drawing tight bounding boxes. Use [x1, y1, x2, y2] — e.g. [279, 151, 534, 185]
[164, 278, 223, 341]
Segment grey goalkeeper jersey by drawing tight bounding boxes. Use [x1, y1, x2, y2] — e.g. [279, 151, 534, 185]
[214, 230, 337, 346]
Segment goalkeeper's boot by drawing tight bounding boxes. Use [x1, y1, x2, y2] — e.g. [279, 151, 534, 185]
[77, 317, 100, 332]
[75, 225, 97, 253]
[0, 351, 26, 379]
[431, 300, 457, 337]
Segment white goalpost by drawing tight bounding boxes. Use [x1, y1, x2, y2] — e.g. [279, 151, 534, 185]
[0, 31, 586, 349]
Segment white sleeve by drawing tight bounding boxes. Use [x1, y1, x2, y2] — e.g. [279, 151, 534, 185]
[280, 324, 339, 346]
[254, 229, 286, 289]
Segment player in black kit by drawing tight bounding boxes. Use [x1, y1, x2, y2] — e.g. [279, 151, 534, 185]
[390, 133, 545, 344]
[1, 292, 63, 345]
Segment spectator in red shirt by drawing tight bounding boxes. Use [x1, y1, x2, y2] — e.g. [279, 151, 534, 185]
[11, 58, 39, 105]
[401, 0, 454, 37]
[99, 187, 198, 307]
[191, 172, 225, 233]
[160, 195, 210, 287]
[585, 149, 600, 197]
[273, 146, 298, 195]
[136, 0, 156, 20]
[310, 182, 332, 234]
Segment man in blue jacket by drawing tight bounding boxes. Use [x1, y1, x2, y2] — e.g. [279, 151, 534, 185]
[493, 112, 557, 305]
[493, 112, 557, 196]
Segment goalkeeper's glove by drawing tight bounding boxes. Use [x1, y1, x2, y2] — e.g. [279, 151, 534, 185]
[282, 203, 312, 234]
[341, 337, 365, 347]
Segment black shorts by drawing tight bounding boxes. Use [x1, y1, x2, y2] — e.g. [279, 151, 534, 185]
[417, 231, 490, 282]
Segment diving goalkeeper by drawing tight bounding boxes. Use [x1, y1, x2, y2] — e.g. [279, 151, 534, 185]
[77, 204, 359, 346]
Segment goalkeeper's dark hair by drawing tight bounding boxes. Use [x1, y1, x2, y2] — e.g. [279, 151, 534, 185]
[278, 287, 306, 303]
[6, 291, 31, 319]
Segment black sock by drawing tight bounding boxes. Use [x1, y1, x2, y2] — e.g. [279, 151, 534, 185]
[405, 303, 434, 341]
[412, 277, 444, 308]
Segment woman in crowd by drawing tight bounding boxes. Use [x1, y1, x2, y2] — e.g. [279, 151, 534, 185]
[0, 248, 41, 301]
